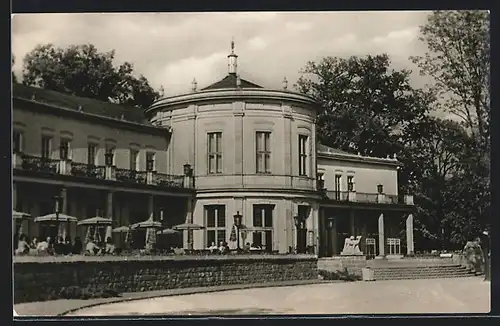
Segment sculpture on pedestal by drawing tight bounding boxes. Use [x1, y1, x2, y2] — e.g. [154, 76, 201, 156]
[341, 235, 363, 256]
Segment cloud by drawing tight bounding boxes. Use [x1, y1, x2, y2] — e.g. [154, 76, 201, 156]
[285, 21, 313, 31]
[11, 12, 432, 97]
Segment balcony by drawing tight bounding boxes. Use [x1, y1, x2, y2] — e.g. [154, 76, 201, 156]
[322, 190, 413, 205]
[13, 153, 189, 189]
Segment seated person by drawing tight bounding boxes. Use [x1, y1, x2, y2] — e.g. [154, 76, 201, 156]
[30, 238, 38, 250]
[85, 240, 101, 255]
[243, 242, 251, 253]
[15, 234, 30, 255]
[105, 237, 116, 255]
[208, 241, 218, 253]
[72, 236, 83, 255]
[36, 237, 53, 255]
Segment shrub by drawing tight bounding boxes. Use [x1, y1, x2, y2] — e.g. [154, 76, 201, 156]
[318, 268, 361, 282]
[57, 286, 121, 300]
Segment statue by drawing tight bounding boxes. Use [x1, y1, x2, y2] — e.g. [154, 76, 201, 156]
[341, 235, 363, 256]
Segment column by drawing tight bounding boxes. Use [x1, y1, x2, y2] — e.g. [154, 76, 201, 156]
[105, 191, 114, 241]
[349, 210, 355, 236]
[148, 195, 154, 218]
[331, 217, 338, 256]
[186, 197, 193, 250]
[406, 213, 414, 255]
[69, 196, 78, 241]
[60, 187, 68, 239]
[378, 213, 385, 258]
[12, 182, 17, 211]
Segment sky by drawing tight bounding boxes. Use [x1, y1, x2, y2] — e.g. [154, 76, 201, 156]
[12, 11, 433, 97]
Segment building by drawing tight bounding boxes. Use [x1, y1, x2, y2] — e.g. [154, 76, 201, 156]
[12, 42, 415, 257]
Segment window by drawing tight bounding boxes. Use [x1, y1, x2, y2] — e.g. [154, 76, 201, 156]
[207, 132, 223, 174]
[205, 205, 226, 247]
[41, 136, 52, 159]
[105, 145, 115, 166]
[13, 130, 22, 153]
[60, 139, 71, 160]
[334, 175, 342, 200]
[146, 152, 155, 172]
[87, 143, 97, 165]
[377, 184, 384, 194]
[252, 205, 274, 251]
[347, 175, 354, 192]
[253, 204, 274, 228]
[130, 149, 139, 171]
[256, 132, 271, 173]
[298, 135, 308, 176]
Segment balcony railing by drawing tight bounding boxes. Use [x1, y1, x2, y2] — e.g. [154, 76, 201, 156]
[71, 162, 105, 179]
[154, 173, 185, 188]
[323, 190, 413, 205]
[21, 154, 59, 174]
[13, 153, 190, 190]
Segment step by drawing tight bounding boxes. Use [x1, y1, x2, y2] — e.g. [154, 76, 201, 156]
[374, 275, 479, 280]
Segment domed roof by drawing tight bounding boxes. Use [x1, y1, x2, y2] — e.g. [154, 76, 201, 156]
[201, 73, 263, 91]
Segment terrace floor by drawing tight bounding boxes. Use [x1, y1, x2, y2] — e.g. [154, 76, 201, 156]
[65, 278, 490, 316]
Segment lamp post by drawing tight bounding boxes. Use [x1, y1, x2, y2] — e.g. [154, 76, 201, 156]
[233, 211, 243, 252]
[53, 195, 62, 241]
[294, 215, 305, 254]
[482, 230, 491, 281]
[327, 217, 335, 256]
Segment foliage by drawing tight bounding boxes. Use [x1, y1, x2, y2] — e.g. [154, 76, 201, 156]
[296, 11, 490, 249]
[22, 43, 163, 110]
[411, 10, 490, 154]
[296, 54, 432, 159]
[12, 53, 17, 83]
[318, 268, 361, 281]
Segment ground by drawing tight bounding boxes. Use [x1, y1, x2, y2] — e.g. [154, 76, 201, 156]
[65, 278, 490, 316]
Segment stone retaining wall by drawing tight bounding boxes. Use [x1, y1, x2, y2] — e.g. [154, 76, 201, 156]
[317, 256, 367, 276]
[14, 255, 318, 304]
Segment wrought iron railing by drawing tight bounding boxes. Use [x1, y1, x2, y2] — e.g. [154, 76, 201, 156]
[15, 154, 189, 189]
[324, 190, 405, 205]
[21, 154, 59, 174]
[70, 162, 105, 179]
[154, 173, 185, 188]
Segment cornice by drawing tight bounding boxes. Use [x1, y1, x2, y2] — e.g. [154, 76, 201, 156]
[146, 88, 319, 115]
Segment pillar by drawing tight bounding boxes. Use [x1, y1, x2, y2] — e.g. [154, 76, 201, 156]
[331, 217, 338, 256]
[105, 191, 114, 241]
[148, 195, 154, 218]
[406, 213, 414, 255]
[12, 182, 17, 211]
[378, 213, 385, 257]
[60, 187, 68, 239]
[186, 197, 194, 250]
[69, 195, 78, 241]
[349, 210, 355, 236]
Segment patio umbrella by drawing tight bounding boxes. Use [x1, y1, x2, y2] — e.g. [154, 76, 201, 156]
[112, 226, 132, 233]
[13, 211, 31, 220]
[172, 222, 205, 230]
[77, 216, 113, 226]
[78, 216, 112, 243]
[34, 213, 78, 223]
[132, 215, 164, 249]
[156, 228, 178, 235]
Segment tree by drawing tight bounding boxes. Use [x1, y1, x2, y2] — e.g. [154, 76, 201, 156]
[22, 43, 163, 109]
[411, 10, 490, 153]
[295, 54, 432, 160]
[12, 54, 17, 83]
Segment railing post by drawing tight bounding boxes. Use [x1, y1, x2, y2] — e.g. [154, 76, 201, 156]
[404, 194, 414, 205]
[105, 165, 116, 180]
[348, 190, 357, 202]
[59, 159, 72, 175]
[12, 152, 23, 169]
[146, 171, 156, 185]
[377, 193, 386, 204]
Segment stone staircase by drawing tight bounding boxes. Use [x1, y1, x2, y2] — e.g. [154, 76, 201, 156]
[367, 260, 479, 280]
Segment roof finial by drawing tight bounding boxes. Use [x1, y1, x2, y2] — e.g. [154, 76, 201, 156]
[228, 38, 238, 75]
[191, 78, 197, 92]
[282, 77, 288, 90]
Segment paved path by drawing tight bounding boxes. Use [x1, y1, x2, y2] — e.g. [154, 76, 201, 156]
[69, 278, 490, 316]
